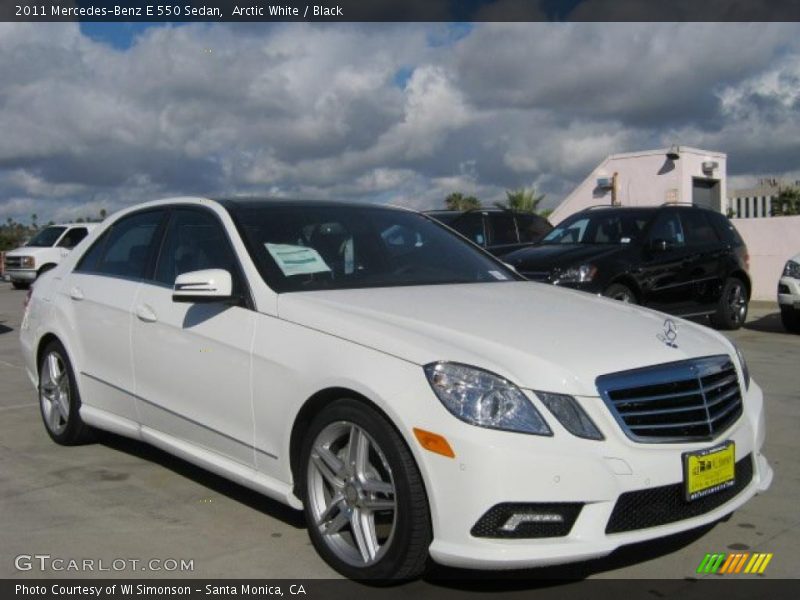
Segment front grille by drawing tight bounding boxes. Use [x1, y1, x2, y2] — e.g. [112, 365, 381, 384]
[521, 271, 551, 282]
[606, 455, 753, 533]
[4, 256, 23, 269]
[596, 355, 743, 443]
[471, 502, 583, 539]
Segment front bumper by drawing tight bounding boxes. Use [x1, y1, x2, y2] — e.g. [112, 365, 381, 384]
[4, 268, 36, 282]
[778, 276, 800, 309]
[416, 381, 771, 570]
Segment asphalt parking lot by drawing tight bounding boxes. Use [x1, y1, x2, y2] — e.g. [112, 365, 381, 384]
[0, 280, 798, 584]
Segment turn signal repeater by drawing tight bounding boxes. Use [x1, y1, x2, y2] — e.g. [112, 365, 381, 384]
[413, 428, 455, 458]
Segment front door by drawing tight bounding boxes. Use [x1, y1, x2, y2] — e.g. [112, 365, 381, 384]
[130, 207, 257, 467]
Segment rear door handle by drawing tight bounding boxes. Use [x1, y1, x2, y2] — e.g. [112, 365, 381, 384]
[135, 304, 158, 323]
[69, 287, 84, 301]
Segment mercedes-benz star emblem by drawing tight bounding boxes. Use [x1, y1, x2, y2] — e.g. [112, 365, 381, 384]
[657, 318, 679, 348]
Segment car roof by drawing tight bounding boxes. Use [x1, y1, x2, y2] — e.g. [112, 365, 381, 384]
[48, 223, 98, 229]
[424, 208, 543, 216]
[213, 197, 409, 212]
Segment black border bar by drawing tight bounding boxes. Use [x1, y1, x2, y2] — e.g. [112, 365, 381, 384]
[2, 0, 800, 22]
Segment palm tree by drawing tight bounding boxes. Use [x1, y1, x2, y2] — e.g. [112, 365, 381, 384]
[496, 187, 548, 215]
[445, 192, 481, 211]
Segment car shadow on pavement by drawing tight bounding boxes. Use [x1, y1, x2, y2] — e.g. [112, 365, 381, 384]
[0, 320, 12, 335]
[95, 430, 307, 529]
[423, 521, 719, 587]
[744, 312, 788, 335]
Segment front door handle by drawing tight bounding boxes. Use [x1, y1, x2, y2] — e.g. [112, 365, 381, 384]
[69, 287, 84, 301]
[135, 304, 158, 323]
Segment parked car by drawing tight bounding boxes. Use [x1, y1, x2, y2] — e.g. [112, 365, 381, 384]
[504, 204, 751, 330]
[778, 252, 800, 333]
[20, 198, 771, 580]
[3, 223, 96, 289]
[425, 208, 552, 257]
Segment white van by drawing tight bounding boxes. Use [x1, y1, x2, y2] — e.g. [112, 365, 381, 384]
[3, 223, 97, 289]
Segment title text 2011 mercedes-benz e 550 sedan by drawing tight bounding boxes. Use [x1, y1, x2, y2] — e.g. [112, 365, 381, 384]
[20, 198, 772, 580]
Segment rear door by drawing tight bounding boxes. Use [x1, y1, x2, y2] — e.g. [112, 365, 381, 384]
[677, 209, 726, 312]
[639, 209, 694, 313]
[65, 209, 167, 422]
[130, 207, 257, 467]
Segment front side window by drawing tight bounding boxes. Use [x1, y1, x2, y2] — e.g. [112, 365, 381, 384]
[232, 205, 518, 293]
[77, 211, 164, 279]
[154, 209, 238, 286]
[56, 227, 89, 249]
[26, 226, 66, 247]
[542, 210, 651, 245]
[448, 212, 486, 246]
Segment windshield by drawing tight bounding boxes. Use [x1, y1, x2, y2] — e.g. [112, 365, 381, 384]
[231, 205, 519, 293]
[26, 226, 67, 247]
[542, 210, 651, 245]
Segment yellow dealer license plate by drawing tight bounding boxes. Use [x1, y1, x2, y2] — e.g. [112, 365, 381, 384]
[683, 441, 735, 502]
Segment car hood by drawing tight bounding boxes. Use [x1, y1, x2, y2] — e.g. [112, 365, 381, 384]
[276, 282, 734, 397]
[5, 246, 48, 256]
[504, 244, 626, 271]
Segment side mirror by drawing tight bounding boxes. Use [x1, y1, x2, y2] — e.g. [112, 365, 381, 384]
[172, 269, 233, 303]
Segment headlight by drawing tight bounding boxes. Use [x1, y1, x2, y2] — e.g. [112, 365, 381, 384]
[535, 391, 604, 440]
[554, 264, 596, 284]
[21, 256, 35, 269]
[424, 362, 552, 435]
[733, 343, 750, 391]
[783, 259, 800, 279]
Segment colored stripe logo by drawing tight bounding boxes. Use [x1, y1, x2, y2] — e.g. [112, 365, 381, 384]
[696, 552, 773, 574]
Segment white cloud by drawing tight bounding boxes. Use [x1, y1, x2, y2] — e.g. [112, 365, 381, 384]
[1, 22, 800, 224]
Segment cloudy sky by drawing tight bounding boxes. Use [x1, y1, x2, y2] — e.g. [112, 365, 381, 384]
[1, 21, 800, 224]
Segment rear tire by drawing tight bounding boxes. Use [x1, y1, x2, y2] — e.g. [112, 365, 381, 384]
[710, 278, 748, 330]
[38, 340, 94, 445]
[603, 283, 637, 304]
[12, 281, 29, 290]
[781, 306, 800, 334]
[299, 398, 431, 581]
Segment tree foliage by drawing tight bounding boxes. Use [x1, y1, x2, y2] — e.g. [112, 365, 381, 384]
[495, 187, 548, 216]
[445, 192, 481, 211]
[771, 186, 800, 216]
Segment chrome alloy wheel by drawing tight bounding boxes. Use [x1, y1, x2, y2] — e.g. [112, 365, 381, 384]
[727, 280, 747, 324]
[39, 351, 70, 435]
[306, 421, 397, 567]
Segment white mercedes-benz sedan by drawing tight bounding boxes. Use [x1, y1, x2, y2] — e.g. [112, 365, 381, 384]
[20, 197, 772, 580]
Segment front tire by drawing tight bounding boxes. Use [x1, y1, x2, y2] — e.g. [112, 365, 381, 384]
[781, 306, 800, 334]
[300, 399, 431, 581]
[38, 340, 94, 445]
[603, 283, 637, 304]
[710, 278, 748, 330]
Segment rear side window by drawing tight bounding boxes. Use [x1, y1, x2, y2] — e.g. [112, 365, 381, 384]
[57, 227, 89, 249]
[707, 211, 744, 246]
[680, 210, 719, 245]
[76, 211, 165, 279]
[648, 210, 685, 247]
[486, 213, 518, 245]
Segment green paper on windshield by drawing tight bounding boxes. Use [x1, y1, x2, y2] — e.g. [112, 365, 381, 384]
[265, 243, 331, 277]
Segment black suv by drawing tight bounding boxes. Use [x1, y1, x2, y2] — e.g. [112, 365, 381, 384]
[504, 204, 751, 330]
[425, 209, 552, 257]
